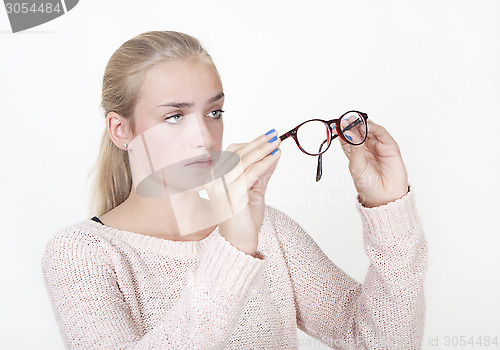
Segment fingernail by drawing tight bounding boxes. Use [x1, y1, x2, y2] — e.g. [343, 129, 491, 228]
[268, 135, 277, 143]
[345, 134, 353, 141]
[270, 148, 279, 155]
[265, 129, 276, 136]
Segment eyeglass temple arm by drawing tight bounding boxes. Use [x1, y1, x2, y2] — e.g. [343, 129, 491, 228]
[316, 153, 323, 182]
[316, 132, 343, 181]
[316, 138, 328, 182]
[342, 118, 362, 132]
[279, 131, 293, 142]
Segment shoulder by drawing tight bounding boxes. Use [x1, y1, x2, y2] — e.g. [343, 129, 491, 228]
[261, 204, 308, 241]
[260, 205, 326, 261]
[41, 220, 117, 267]
[263, 204, 303, 228]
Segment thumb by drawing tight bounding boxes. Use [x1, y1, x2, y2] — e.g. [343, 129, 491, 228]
[338, 136, 366, 175]
[339, 136, 365, 161]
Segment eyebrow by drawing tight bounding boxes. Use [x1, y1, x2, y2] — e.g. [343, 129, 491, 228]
[157, 92, 224, 109]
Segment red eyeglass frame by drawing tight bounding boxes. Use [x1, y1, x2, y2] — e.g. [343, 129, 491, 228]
[278, 110, 368, 181]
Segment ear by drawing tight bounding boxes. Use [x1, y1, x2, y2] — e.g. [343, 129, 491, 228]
[106, 111, 133, 150]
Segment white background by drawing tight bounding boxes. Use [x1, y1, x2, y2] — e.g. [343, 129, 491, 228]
[1, 0, 499, 349]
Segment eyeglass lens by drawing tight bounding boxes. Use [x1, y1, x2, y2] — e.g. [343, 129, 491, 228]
[339, 111, 366, 145]
[296, 120, 330, 155]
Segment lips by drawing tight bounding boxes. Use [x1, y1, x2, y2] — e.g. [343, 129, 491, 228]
[185, 157, 213, 167]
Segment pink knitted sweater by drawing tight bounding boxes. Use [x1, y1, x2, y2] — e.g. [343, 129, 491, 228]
[41, 189, 427, 349]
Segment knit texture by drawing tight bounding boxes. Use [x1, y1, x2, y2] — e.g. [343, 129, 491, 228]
[41, 189, 427, 349]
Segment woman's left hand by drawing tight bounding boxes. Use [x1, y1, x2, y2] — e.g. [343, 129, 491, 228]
[339, 119, 409, 208]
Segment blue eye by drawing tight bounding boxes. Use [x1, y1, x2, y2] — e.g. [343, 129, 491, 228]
[207, 109, 224, 119]
[164, 114, 184, 124]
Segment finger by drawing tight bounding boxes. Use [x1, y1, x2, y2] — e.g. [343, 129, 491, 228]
[337, 132, 365, 161]
[338, 135, 351, 158]
[242, 149, 281, 192]
[250, 150, 281, 194]
[224, 134, 281, 184]
[210, 143, 245, 173]
[210, 142, 248, 180]
[218, 150, 280, 215]
[226, 143, 245, 153]
[366, 120, 397, 145]
[236, 129, 280, 158]
[347, 142, 366, 166]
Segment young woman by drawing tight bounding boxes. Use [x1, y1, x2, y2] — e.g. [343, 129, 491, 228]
[41, 31, 427, 349]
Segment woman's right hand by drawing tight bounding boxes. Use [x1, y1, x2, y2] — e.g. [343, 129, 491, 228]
[206, 130, 281, 256]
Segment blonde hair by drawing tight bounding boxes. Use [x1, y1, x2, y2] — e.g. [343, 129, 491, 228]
[89, 31, 213, 216]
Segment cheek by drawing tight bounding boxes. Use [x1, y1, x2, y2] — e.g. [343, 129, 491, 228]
[131, 111, 160, 136]
[149, 129, 186, 169]
[212, 123, 224, 149]
[130, 123, 185, 174]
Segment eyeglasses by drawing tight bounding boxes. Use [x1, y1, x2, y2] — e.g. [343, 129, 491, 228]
[279, 110, 368, 182]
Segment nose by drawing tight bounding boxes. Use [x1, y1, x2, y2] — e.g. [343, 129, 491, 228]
[190, 114, 215, 151]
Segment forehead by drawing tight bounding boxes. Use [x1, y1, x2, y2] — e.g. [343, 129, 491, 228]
[139, 58, 222, 103]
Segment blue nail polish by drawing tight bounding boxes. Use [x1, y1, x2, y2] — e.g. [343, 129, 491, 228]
[268, 135, 277, 143]
[270, 148, 279, 155]
[265, 129, 276, 136]
[345, 134, 353, 141]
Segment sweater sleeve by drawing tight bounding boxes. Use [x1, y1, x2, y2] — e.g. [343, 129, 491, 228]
[271, 188, 427, 349]
[41, 229, 267, 349]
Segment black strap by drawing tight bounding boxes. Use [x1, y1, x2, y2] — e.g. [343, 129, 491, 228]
[91, 216, 104, 225]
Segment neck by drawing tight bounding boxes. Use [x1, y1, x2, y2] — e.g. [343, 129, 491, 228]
[102, 186, 217, 241]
